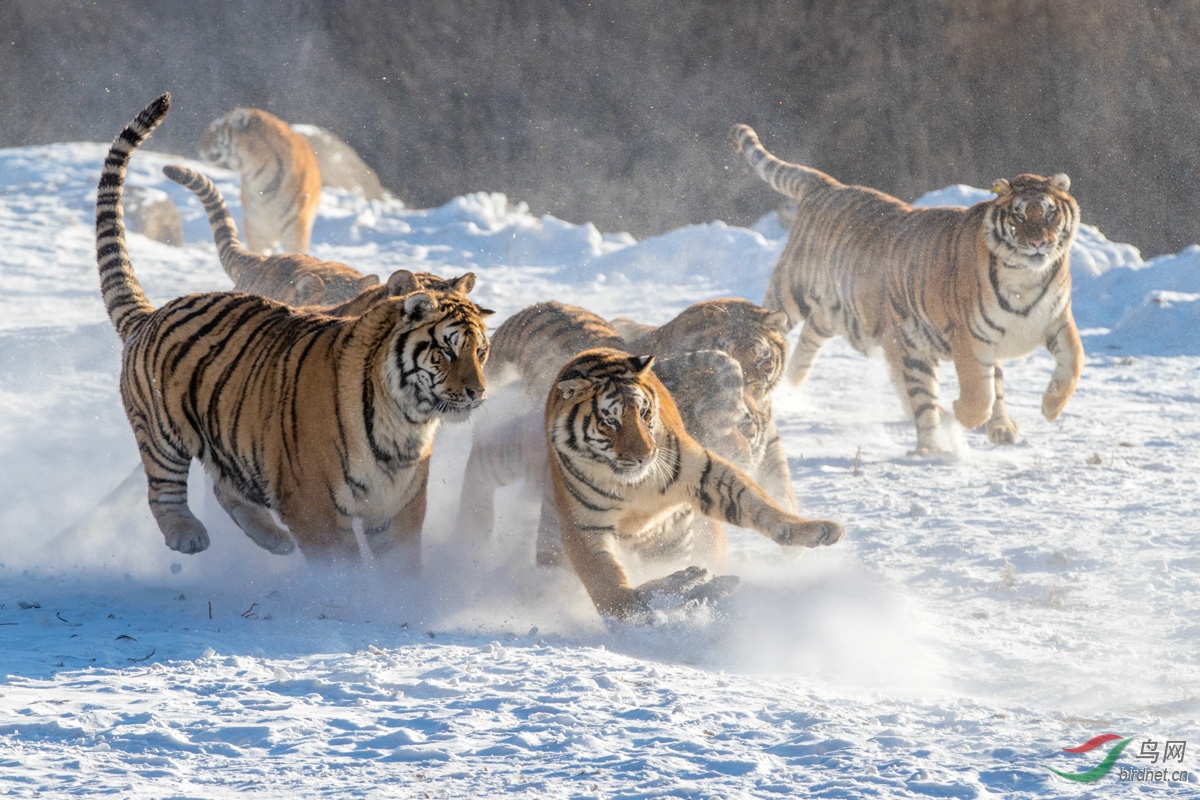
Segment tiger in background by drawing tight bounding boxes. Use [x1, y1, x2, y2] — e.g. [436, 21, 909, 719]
[731, 124, 1084, 453]
[457, 301, 794, 569]
[98, 94, 493, 566]
[611, 298, 795, 511]
[198, 107, 321, 254]
[545, 348, 844, 621]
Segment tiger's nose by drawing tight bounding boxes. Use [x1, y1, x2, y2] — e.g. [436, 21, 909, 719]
[1029, 237, 1045, 248]
[464, 385, 485, 402]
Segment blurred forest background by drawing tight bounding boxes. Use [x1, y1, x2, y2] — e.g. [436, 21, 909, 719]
[4, 0, 1199, 256]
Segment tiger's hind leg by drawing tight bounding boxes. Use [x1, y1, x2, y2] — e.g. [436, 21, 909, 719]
[137, 433, 209, 554]
[785, 315, 833, 387]
[884, 337, 945, 454]
[984, 363, 1019, 445]
[211, 481, 294, 555]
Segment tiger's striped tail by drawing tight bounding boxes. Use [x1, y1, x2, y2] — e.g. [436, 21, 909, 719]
[729, 123, 822, 201]
[162, 164, 246, 280]
[96, 93, 171, 343]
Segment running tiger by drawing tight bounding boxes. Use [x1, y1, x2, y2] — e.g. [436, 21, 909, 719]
[98, 95, 493, 565]
[546, 348, 844, 620]
[612, 298, 795, 511]
[731, 124, 1084, 452]
[198, 107, 321, 254]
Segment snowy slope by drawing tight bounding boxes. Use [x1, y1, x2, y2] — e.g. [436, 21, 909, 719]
[1, 141, 1198, 798]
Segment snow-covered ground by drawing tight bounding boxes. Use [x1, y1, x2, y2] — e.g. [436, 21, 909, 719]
[1, 140, 1198, 798]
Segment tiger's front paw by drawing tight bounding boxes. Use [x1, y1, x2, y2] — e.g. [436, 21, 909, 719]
[774, 519, 845, 548]
[634, 566, 710, 607]
[1042, 386, 1071, 421]
[953, 398, 992, 430]
[162, 515, 210, 555]
[986, 417, 1019, 445]
[628, 568, 741, 618]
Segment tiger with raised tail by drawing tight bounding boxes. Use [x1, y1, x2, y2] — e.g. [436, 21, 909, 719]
[731, 124, 1084, 453]
[164, 164, 377, 306]
[546, 348, 843, 620]
[98, 95, 493, 565]
[198, 107, 321, 254]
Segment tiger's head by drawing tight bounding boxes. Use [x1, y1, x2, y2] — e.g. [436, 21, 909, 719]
[653, 350, 758, 470]
[198, 109, 253, 170]
[198, 108, 296, 172]
[375, 272, 493, 422]
[641, 299, 789, 402]
[985, 173, 1079, 271]
[548, 349, 661, 484]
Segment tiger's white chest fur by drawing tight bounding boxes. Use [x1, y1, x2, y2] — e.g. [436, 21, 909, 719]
[337, 418, 439, 524]
[987, 256, 1072, 360]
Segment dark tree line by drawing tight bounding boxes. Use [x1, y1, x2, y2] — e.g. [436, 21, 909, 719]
[5, 0, 1199, 256]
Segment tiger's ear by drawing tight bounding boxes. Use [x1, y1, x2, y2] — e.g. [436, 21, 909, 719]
[475, 306, 496, 318]
[403, 291, 438, 322]
[556, 378, 592, 400]
[630, 354, 655, 376]
[294, 274, 326, 305]
[1049, 173, 1071, 192]
[764, 310, 790, 332]
[359, 274, 381, 289]
[450, 273, 477, 295]
[384, 269, 418, 296]
[228, 108, 252, 130]
[990, 179, 1011, 196]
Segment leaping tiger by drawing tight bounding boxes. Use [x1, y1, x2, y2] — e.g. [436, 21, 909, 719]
[545, 348, 844, 620]
[731, 123, 1084, 453]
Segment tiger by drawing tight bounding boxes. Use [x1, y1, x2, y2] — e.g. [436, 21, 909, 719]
[545, 348, 844, 620]
[456, 301, 791, 569]
[612, 298, 796, 511]
[198, 107, 322, 255]
[731, 123, 1084, 453]
[97, 94, 493, 565]
[163, 164, 377, 306]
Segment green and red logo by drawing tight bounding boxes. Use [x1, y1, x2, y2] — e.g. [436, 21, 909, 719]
[1047, 734, 1134, 782]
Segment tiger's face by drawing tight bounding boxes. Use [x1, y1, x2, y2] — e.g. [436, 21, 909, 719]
[986, 173, 1078, 271]
[197, 109, 252, 171]
[656, 299, 789, 403]
[387, 293, 492, 422]
[552, 354, 660, 484]
[718, 332, 786, 401]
